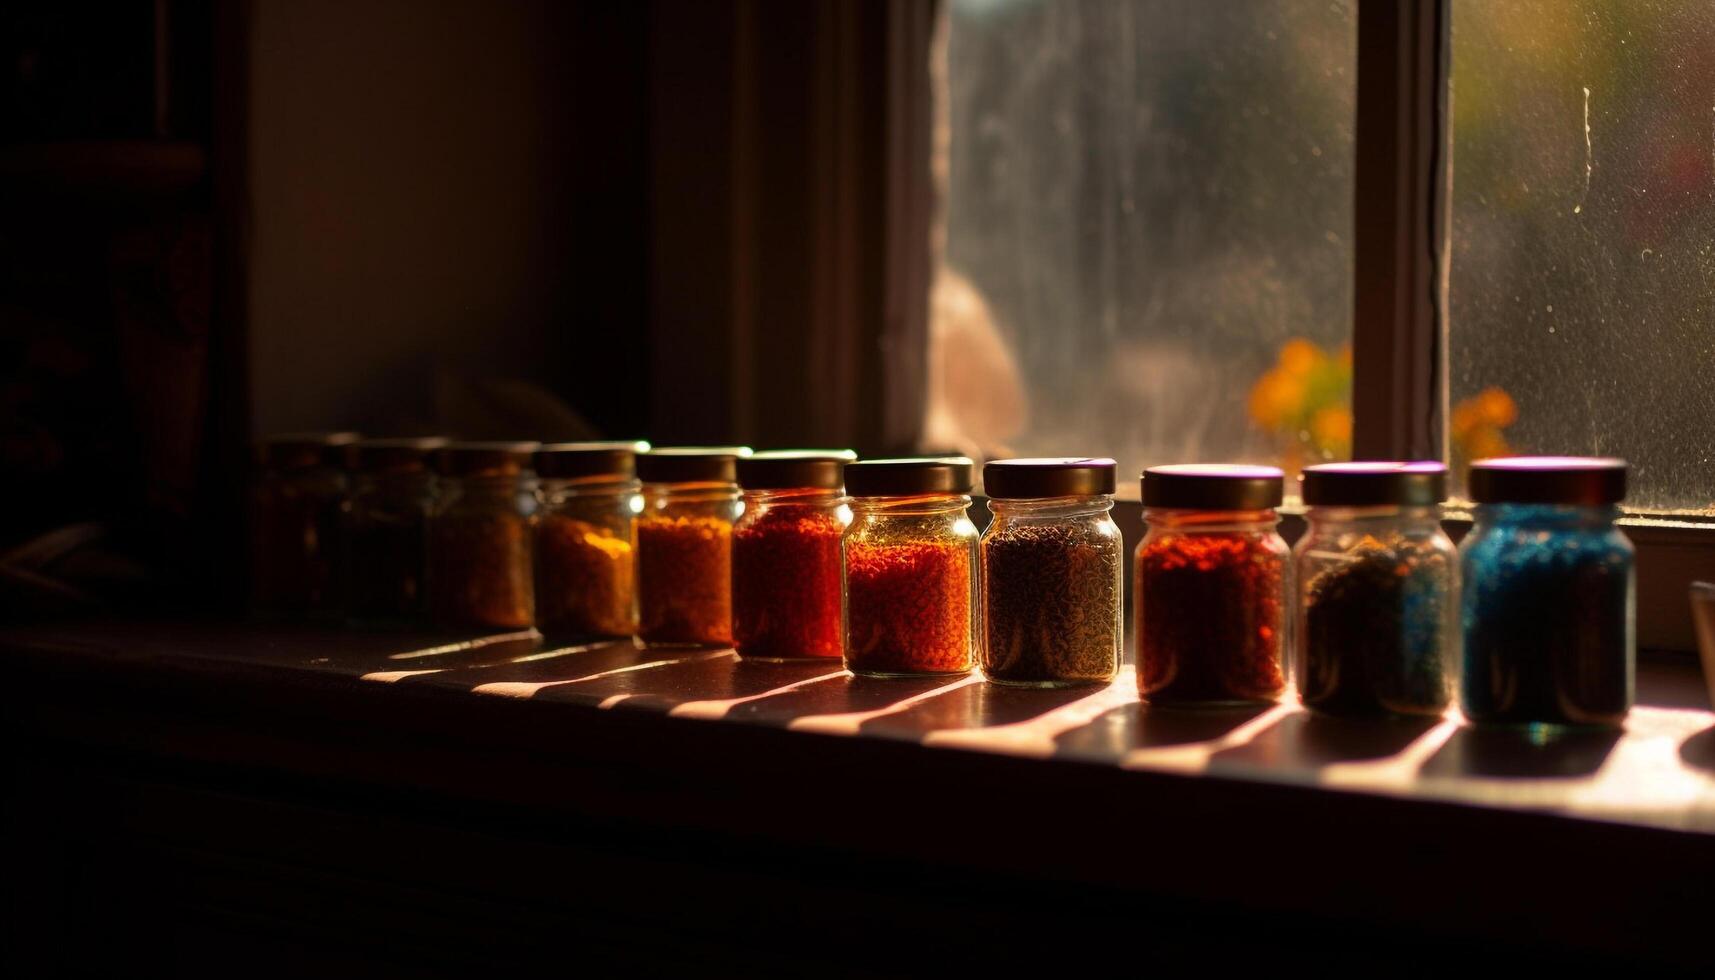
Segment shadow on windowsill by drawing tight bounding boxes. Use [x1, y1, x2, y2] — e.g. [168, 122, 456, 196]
[1053, 702, 1269, 760]
[1208, 711, 1442, 771]
[1419, 725, 1621, 779]
[1679, 724, 1715, 774]
[857, 681, 1097, 739]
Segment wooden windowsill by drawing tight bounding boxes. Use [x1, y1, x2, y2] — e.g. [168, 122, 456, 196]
[4, 618, 1713, 969]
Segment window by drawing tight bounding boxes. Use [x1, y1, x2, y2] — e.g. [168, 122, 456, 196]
[1449, 0, 1715, 513]
[932, 0, 1357, 489]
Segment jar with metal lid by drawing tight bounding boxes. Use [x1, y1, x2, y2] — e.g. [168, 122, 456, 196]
[635, 447, 751, 646]
[250, 431, 360, 617]
[344, 437, 446, 625]
[732, 450, 856, 661]
[428, 441, 539, 631]
[1461, 456, 1634, 729]
[533, 441, 647, 640]
[1294, 461, 1455, 717]
[842, 457, 978, 677]
[980, 458, 1122, 687]
[1136, 464, 1288, 706]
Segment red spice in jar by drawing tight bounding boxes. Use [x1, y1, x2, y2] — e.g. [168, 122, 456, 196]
[1136, 533, 1284, 703]
[637, 514, 733, 645]
[844, 538, 972, 675]
[732, 507, 844, 659]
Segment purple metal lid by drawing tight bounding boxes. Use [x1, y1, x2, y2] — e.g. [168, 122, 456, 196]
[1142, 463, 1285, 510]
[1468, 456, 1627, 505]
[983, 457, 1117, 499]
[1301, 461, 1447, 506]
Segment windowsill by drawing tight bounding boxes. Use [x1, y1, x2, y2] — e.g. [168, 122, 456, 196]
[9, 616, 1711, 830]
[5, 618, 1713, 966]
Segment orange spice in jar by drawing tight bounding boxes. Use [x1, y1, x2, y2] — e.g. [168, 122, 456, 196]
[635, 447, 751, 646]
[428, 441, 539, 631]
[841, 458, 978, 677]
[533, 441, 647, 640]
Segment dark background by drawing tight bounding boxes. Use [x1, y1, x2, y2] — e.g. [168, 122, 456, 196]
[0, 0, 930, 615]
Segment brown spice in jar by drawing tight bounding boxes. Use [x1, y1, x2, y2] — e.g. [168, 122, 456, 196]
[535, 514, 635, 638]
[981, 523, 1120, 685]
[636, 514, 733, 645]
[430, 513, 534, 630]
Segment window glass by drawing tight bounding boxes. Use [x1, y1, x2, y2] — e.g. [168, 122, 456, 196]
[933, 0, 1356, 490]
[1450, 1, 1715, 513]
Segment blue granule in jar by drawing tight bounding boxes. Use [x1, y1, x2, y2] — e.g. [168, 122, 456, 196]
[1460, 506, 1633, 729]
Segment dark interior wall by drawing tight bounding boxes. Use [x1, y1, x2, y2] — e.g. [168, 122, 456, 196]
[246, 0, 649, 440]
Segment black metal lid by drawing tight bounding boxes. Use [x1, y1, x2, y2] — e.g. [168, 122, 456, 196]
[738, 450, 858, 490]
[535, 440, 649, 480]
[844, 457, 973, 497]
[1142, 463, 1285, 510]
[434, 441, 541, 477]
[636, 446, 752, 484]
[257, 431, 361, 470]
[1301, 461, 1447, 507]
[1468, 456, 1628, 505]
[983, 457, 1117, 499]
[350, 436, 449, 472]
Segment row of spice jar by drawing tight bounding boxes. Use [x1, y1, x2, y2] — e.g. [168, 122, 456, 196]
[799, 451, 1634, 735]
[1134, 457, 1634, 731]
[252, 435, 1635, 730]
[247, 439, 1111, 674]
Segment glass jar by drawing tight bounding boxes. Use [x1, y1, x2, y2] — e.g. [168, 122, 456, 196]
[1294, 462, 1456, 717]
[428, 441, 540, 631]
[1460, 457, 1634, 729]
[250, 432, 360, 618]
[344, 437, 445, 625]
[635, 447, 751, 646]
[980, 458, 1122, 687]
[842, 458, 979, 677]
[732, 450, 857, 661]
[1136, 464, 1289, 706]
[533, 441, 647, 640]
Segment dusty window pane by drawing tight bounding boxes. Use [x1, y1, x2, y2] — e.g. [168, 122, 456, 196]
[1449, 1, 1715, 513]
[932, 0, 1356, 491]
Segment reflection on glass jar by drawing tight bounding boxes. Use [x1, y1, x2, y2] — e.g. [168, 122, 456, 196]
[428, 442, 539, 632]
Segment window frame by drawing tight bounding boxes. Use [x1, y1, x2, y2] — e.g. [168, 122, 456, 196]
[1349, 0, 1715, 651]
